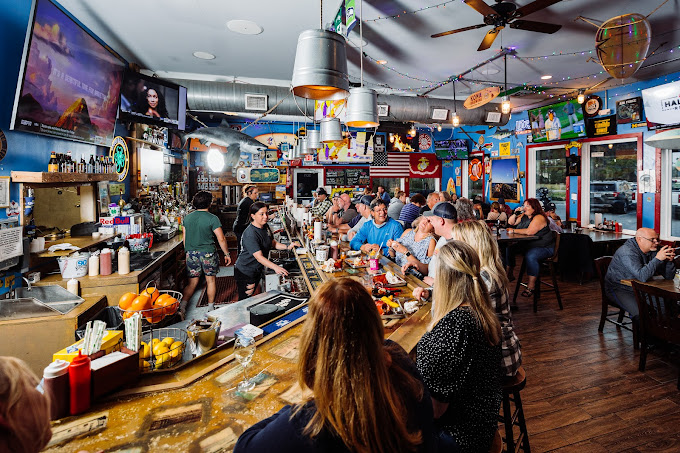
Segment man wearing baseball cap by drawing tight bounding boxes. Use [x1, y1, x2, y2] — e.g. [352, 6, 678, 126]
[310, 187, 332, 218]
[345, 195, 375, 241]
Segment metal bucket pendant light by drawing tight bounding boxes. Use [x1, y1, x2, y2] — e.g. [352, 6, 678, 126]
[345, 0, 379, 128]
[307, 129, 321, 149]
[451, 80, 460, 127]
[320, 117, 343, 142]
[291, 1, 349, 100]
[501, 53, 511, 115]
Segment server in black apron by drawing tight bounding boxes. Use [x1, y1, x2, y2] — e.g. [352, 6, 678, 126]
[233, 185, 258, 255]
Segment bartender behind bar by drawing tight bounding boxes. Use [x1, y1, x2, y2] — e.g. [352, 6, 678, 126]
[234, 202, 300, 300]
[233, 185, 259, 255]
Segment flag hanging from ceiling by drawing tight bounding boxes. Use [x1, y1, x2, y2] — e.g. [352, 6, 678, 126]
[370, 153, 411, 177]
[409, 153, 441, 178]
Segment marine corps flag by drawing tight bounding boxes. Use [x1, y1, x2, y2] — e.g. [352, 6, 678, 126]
[409, 153, 441, 178]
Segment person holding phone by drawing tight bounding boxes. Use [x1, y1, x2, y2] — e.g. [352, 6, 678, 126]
[604, 228, 676, 330]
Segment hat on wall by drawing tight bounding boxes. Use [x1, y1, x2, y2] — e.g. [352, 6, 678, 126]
[423, 202, 458, 220]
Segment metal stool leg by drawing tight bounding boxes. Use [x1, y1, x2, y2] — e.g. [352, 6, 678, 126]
[512, 260, 527, 305]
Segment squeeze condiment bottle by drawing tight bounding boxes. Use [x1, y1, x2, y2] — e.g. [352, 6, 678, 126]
[88, 254, 99, 276]
[118, 246, 130, 275]
[43, 359, 70, 420]
[330, 240, 339, 260]
[67, 278, 79, 296]
[69, 351, 91, 415]
[100, 248, 112, 276]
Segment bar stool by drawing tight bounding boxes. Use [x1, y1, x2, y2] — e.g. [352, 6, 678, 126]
[499, 366, 530, 453]
[593, 256, 638, 349]
[512, 232, 562, 313]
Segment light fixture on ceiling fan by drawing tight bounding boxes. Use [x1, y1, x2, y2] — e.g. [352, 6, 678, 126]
[431, 0, 563, 51]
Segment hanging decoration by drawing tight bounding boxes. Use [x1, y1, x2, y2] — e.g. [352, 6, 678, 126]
[596, 14, 652, 79]
[364, 0, 457, 22]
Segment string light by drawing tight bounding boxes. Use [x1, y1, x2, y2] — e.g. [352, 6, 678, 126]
[363, 0, 457, 22]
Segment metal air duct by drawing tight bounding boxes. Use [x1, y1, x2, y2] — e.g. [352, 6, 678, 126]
[171, 79, 509, 127]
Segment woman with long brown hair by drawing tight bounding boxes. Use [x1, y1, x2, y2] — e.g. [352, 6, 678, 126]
[505, 197, 555, 296]
[416, 241, 502, 453]
[235, 278, 440, 453]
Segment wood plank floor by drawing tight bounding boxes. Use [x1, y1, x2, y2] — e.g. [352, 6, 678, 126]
[511, 277, 680, 452]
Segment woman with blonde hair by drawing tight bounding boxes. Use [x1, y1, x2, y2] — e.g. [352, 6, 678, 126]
[416, 241, 502, 453]
[451, 221, 522, 378]
[235, 278, 440, 453]
[0, 357, 52, 453]
[387, 215, 438, 276]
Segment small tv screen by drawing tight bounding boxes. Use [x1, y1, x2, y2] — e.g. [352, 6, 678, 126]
[10, 0, 125, 146]
[119, 71, 187, 130]
[528, 99, 586, 143]
[259, 193, 273, 203]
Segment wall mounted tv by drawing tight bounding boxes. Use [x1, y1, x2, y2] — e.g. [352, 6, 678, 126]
[527, 99, 586, 143]
[10, 0, 125, 146]
[118, 71, 187, 130]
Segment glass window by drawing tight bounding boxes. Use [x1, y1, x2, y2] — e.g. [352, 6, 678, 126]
[372, 177, 403, 198]
[535, 148, 567, 219]
[468, 176, 483, 200]
[671, 151, 680, 237]
[588, 142, 638, 230]
[410, 178, 438, 197]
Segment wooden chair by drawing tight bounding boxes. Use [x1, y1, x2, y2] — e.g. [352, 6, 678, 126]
[631, 281, 680, 390]
[499, 366, 530, 453]
[512, 232, 563, 313]
[593, 256, 638, 349]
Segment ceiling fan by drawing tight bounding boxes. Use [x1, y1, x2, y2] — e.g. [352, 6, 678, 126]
[431, 0, 563, 51]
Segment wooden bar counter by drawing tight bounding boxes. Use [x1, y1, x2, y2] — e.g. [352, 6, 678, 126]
[44, 224, 434, 452]
[35, 235, 185, 306]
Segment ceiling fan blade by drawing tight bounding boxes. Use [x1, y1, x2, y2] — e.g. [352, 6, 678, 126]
[464, 0, 497, 17]
[431, 23, 487, 38]
[478, 26, 502, 51]
[509, 20, 561, 34]
[513, 0, 563, 19]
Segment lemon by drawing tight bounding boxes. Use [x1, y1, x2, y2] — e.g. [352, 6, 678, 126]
[153, 343, 169, 357]
[162, 337, 174, 346]
[139, 359, 152, 371]
[155, 351, 171, 368]
[151, 338, 161, 347]
[139, 342, 151, 359]
[169, 341, 184, 359]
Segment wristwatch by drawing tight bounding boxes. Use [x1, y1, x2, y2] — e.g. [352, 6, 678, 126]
[405, 251, 411, 257]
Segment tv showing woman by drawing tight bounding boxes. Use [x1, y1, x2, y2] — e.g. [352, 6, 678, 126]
[136, 85, 169, 119]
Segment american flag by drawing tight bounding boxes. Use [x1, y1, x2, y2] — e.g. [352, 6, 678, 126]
[370, 153, 411, 177]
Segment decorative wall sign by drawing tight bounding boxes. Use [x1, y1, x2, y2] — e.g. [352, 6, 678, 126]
[469, 158, 483, 181]
[418, 133, 432, 151]
[585, 114, 617, 138]
[642, 80, 680, 129]
[464, 86, 500, 110]
[109, 136, 129, 182]
[254, 133, 297, 149]
[409, 153, 441, 177]
[616, 97, 644, 124]
[566, 155, 581, 176]
[583, 95, 602, 118]
[325, 169, 346, 186]
[345, 168, 370, 185]
[499, 142, 511, 156]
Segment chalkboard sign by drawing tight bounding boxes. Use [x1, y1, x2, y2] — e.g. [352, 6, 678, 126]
[346, 168, 370, 186]
[325, 169, 346, 186]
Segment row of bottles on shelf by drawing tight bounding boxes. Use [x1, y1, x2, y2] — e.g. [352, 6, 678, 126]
[48, 152, 115, 174]
[197, 182, 220, 192]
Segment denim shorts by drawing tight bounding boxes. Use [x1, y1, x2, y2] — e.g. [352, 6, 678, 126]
[186, 251, 220, 277]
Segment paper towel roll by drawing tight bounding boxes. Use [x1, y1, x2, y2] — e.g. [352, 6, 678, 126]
[314, 222, 322, 242]
[594, 213, 603, 227]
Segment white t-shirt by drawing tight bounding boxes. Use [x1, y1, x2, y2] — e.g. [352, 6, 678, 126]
[427, 236, 451, 279]
[545, 118, 561, 141]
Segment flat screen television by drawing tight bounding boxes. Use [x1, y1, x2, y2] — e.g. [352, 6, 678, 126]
[118, 71, 187, 130]
[528, 99, 586, 143]
[259, 193, 273, 204]
[10, 0, 125, 146]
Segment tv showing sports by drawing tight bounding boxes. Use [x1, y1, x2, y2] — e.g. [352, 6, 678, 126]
[528, 99, 586, 143]
[10, 0, 125, 146]
[118, 71, 187, 130]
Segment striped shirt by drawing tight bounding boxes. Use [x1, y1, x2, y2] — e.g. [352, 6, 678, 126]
[399, 203, 422, 228]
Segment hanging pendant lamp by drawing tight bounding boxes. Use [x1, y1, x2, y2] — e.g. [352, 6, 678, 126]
[307, 129, 321, 149]
[320, 117, 343, 142]
[345, 0, 379, 128]
[501, 52, 511, 115]
[451, 79, 460, 127]
[291, 2, 349, 101]
[301, 137, 312, 155]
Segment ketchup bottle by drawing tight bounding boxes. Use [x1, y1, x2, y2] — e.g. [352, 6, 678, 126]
[69, 351, 91, 415]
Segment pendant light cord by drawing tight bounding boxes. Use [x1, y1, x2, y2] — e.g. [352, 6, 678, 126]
[504, 52, 507, 93]
[453, 79, 456, 114]
[320, 0, 323, 29]
[360, 0, 364, 87]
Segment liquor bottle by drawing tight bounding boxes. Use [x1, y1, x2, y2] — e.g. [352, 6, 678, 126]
[79, 154, 86, 173]
[88, 155, 95, 173]
[48, 152, 58, 172]
[66, 151, 72, 172]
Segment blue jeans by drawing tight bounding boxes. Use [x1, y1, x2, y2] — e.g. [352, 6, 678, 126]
[609, 288, 640, 319]
[523, 246, 554, 277]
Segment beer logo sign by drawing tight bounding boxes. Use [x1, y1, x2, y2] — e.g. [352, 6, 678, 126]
[109, 136, 129, 182]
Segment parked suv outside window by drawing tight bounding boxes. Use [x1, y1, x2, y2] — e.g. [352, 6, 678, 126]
[590, 181, 633, 214]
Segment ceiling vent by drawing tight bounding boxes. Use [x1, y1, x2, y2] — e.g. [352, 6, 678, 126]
[245, 94, 268, 111]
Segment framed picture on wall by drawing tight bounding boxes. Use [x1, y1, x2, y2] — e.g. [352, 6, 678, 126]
[0, 176, 9, 208]
[489, 157, 520, 203]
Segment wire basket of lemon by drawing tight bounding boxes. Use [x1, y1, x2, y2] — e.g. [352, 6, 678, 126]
[139, 327, 187, 372]
[117, 282, 182, 325]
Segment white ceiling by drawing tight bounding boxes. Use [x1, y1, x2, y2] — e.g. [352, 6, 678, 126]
[56, 0, 680, 112]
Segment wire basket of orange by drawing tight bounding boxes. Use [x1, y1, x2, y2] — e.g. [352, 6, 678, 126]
[139, 327, 187, 372]
[117, 282, 182, 325]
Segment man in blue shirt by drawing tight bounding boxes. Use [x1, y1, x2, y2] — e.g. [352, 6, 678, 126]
[350, 199, 403, 255]
[376, 185, 391, 203]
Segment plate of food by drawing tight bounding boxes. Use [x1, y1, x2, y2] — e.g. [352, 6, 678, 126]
[374, 296, 405, 319]
[372, 271, 407, 287]
[346, 250, 362, 257]
[346, 257, 368, 268]
[320, 258, 343, 273]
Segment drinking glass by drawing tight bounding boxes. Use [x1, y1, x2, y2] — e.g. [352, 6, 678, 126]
[234, 335, 256, 392]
